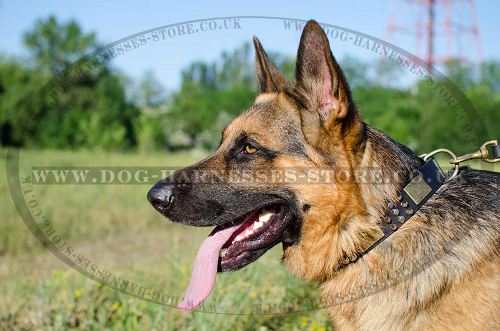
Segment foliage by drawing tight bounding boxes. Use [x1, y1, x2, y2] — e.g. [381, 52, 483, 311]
[0, 16, 499, 154]
[23, 15, 97, 75]
[166, 44, 256, 150]
[414, 60, 500, 154]
[1, 16, 138, 150]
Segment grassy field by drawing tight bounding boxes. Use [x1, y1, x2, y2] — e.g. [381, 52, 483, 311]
[1, 148, 498, 330]
[0, 149, 332, 331]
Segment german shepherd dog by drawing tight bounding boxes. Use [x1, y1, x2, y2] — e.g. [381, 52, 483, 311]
[148, 20, 499, 330]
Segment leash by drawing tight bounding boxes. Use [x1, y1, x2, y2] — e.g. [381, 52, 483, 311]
[420, 139, 500, 180]
[339, 139, 500, 267]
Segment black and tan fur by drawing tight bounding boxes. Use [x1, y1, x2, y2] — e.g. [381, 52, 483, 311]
[149, 20, 500, 330]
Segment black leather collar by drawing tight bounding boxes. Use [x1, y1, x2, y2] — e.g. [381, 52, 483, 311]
[340, 157, 446, 267]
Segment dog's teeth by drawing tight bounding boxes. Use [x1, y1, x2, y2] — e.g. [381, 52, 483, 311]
[220, 248, 227, 257]
[253, 221, 263, 230]
[259, 210, 273, 223]
[235, 234, 244, 242]
[245, 229, 254, 237]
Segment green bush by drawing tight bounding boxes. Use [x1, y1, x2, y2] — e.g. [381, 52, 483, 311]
[0, 16, 498, 154]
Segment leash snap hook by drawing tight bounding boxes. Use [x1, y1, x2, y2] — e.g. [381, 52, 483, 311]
[450, 140, 500, 164]
[420, 148, 460, 179]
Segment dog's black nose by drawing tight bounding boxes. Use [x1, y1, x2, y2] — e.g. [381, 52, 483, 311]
[147, 181, 175, 214]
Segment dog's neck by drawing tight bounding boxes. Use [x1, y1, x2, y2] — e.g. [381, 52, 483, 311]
[358, 126, 424, 221]
[319, 125, 441, 325]
[327, 125, 425, 272]
[284, 124, 425, 282]
[326, 125, 425, 271]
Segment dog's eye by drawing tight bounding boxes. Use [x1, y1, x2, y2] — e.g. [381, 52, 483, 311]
[243, 144, 258, 155]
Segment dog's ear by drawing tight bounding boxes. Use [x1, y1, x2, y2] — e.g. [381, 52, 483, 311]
[293, 20, 356, 130]
[253, 36, 287, 93]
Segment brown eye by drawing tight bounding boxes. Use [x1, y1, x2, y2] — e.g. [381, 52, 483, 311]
[243, 144, 258, 154]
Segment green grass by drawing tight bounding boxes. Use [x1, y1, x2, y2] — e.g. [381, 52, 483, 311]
[1, 148, 497, 330]
[0, 148, 332, 331]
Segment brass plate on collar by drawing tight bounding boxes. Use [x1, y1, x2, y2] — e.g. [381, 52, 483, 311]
[404, 175, 432, 205]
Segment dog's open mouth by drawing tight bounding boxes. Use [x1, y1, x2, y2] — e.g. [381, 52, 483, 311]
[177, 203, 292, 311]
[219, 204, 290, 271]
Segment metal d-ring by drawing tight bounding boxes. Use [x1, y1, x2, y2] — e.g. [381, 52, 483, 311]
[420, 148, 460, 179]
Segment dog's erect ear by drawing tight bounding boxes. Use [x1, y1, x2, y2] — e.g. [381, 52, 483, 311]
[294, 20, 355, 129]
[253, 36, 287, 93]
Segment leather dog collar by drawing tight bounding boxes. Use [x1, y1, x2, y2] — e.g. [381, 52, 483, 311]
[340, 157, 446, 267]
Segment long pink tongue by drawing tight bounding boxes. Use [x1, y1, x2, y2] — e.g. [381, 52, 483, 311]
[177, 224, 241, 311]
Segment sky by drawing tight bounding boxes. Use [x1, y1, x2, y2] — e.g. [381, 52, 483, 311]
[1, 0, 499, 90]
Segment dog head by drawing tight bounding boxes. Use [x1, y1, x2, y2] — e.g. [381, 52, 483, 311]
[148, 20, 378, 282]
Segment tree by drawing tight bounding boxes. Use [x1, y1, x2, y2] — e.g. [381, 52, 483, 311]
[0, 55, 41, 146]
[133, 70, 167, 109]
[167, 43, 257, 149]
[340, 55, 371, 89]
[0, 16, 140, 150]
[132, 71, 169, 152]
[415, 60, 499, 155]
[2, 16, 498, 154]
[23, 15, 97, 74]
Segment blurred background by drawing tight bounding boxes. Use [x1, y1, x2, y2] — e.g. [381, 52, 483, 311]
[0, 1, 498, 330]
